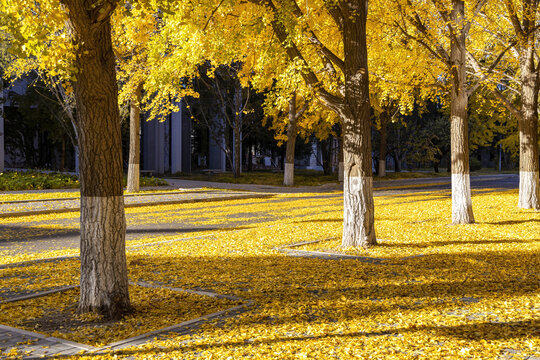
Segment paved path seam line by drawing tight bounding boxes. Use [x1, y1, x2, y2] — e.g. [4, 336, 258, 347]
[0, 189, 209, 205]
[0, 324, 96, 351]
[276, 239, 424, 264]
[0, 285, 78, 304]
[0, 193, 275, 219]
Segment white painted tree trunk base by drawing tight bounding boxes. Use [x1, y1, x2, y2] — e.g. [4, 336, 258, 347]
[79, 195, 130, 317]
[378, 160, 386, 177]
[342, 175, 376, 248]
[518, 171, 540, 209]
[451, 173, 475, 224]
[283, 163, 294, 186]
[127, 163, 140, 193]
[338, 162, 344, 182]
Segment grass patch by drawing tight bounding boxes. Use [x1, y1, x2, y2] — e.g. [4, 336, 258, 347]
[0, 171, 80, 191]
[0, 171, 167, 191]
[0, 284, 239, 347]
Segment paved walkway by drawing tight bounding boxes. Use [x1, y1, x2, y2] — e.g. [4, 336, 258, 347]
[0, 189, 272, 218]
[165, 173, 519, 194]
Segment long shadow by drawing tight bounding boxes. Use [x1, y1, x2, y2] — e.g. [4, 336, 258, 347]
[122, 249, 540, 310]
[294, 218, 342, 223]
[0, 224, 248, 245]
[54, 319, 540, 359]
[7, 248, 540, 357]
[378, 237, 538, 248]
[482, 219, 540, 225]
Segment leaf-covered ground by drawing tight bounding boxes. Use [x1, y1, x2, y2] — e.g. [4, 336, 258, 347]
[0, 283, 238, 347]
[0, 188, 539, 359]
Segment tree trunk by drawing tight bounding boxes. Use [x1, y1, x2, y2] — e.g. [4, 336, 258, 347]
[60, 136, 66, 171]
[338, 134, 344, 182]
[248, 143, 253, 171]
[342, 0, 376, 248]
[233, 120, 241, 177]
[450, 0, 474, 224]
[0, 77, 4, 173]
[322, 136, 334, 175]
[232, 85, 242, 178]
[378, 112, 388, 177]
[127, 84, 142, 193]
[393, 154, 402, 172]
[518, 49, 540, 209]
[284, 96, 297, 186]
[63, 0, 130, 319]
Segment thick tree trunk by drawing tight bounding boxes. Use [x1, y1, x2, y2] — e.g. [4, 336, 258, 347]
[127, 84, 142, 193]
[284, 96, 297, 186]
[63, 0, 130, 319]
[450, 0, 474, 224]
[378, 112, 388, 177]
[342, 0, 376, 248]
[518, 49, 540, 209]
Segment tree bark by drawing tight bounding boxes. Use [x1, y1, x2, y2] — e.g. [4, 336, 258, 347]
[0, 77, 4, 173]
[450, 0, 474, 224]
[232, 83, 242, 178]
[62, 0, 130, 319]
[341, 0, 376, 248]
[518, 46, 540, 209]
[60, 136, 66, 171]
[338, 133, 344, 182]
[284, 96, 297, 186]
[321, 136, 333, 175]
[378, 112, 388, 177]
[247, 142, 253, 171]
[393, 154, 402, 172]
[127, 84, 142, 193]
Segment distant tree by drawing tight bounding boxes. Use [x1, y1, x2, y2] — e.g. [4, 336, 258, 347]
[5, 78, 75, 169]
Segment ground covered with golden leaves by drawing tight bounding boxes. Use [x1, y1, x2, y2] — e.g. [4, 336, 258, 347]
[0, 188, 539, 359]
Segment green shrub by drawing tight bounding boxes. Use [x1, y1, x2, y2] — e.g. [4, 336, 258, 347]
[0, 171, 80, 191]
[0, 171, 167, 191]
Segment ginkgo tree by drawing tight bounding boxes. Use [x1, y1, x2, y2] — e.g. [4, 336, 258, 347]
[2, 0, 131, 318]
[467, 0, 540, 210]
[242, 0, 376, 247]
[367, 1, 441, 177]
[112, 3, 158, 192]
[387, 0, 492, 224]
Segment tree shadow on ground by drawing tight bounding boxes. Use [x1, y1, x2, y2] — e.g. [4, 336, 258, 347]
[0, 224, 251, 245]
[55, 319, 540, 359]
[7, 247, 539, 358]
[481, 219, 540, 225]
[378, 238, 538, 248]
